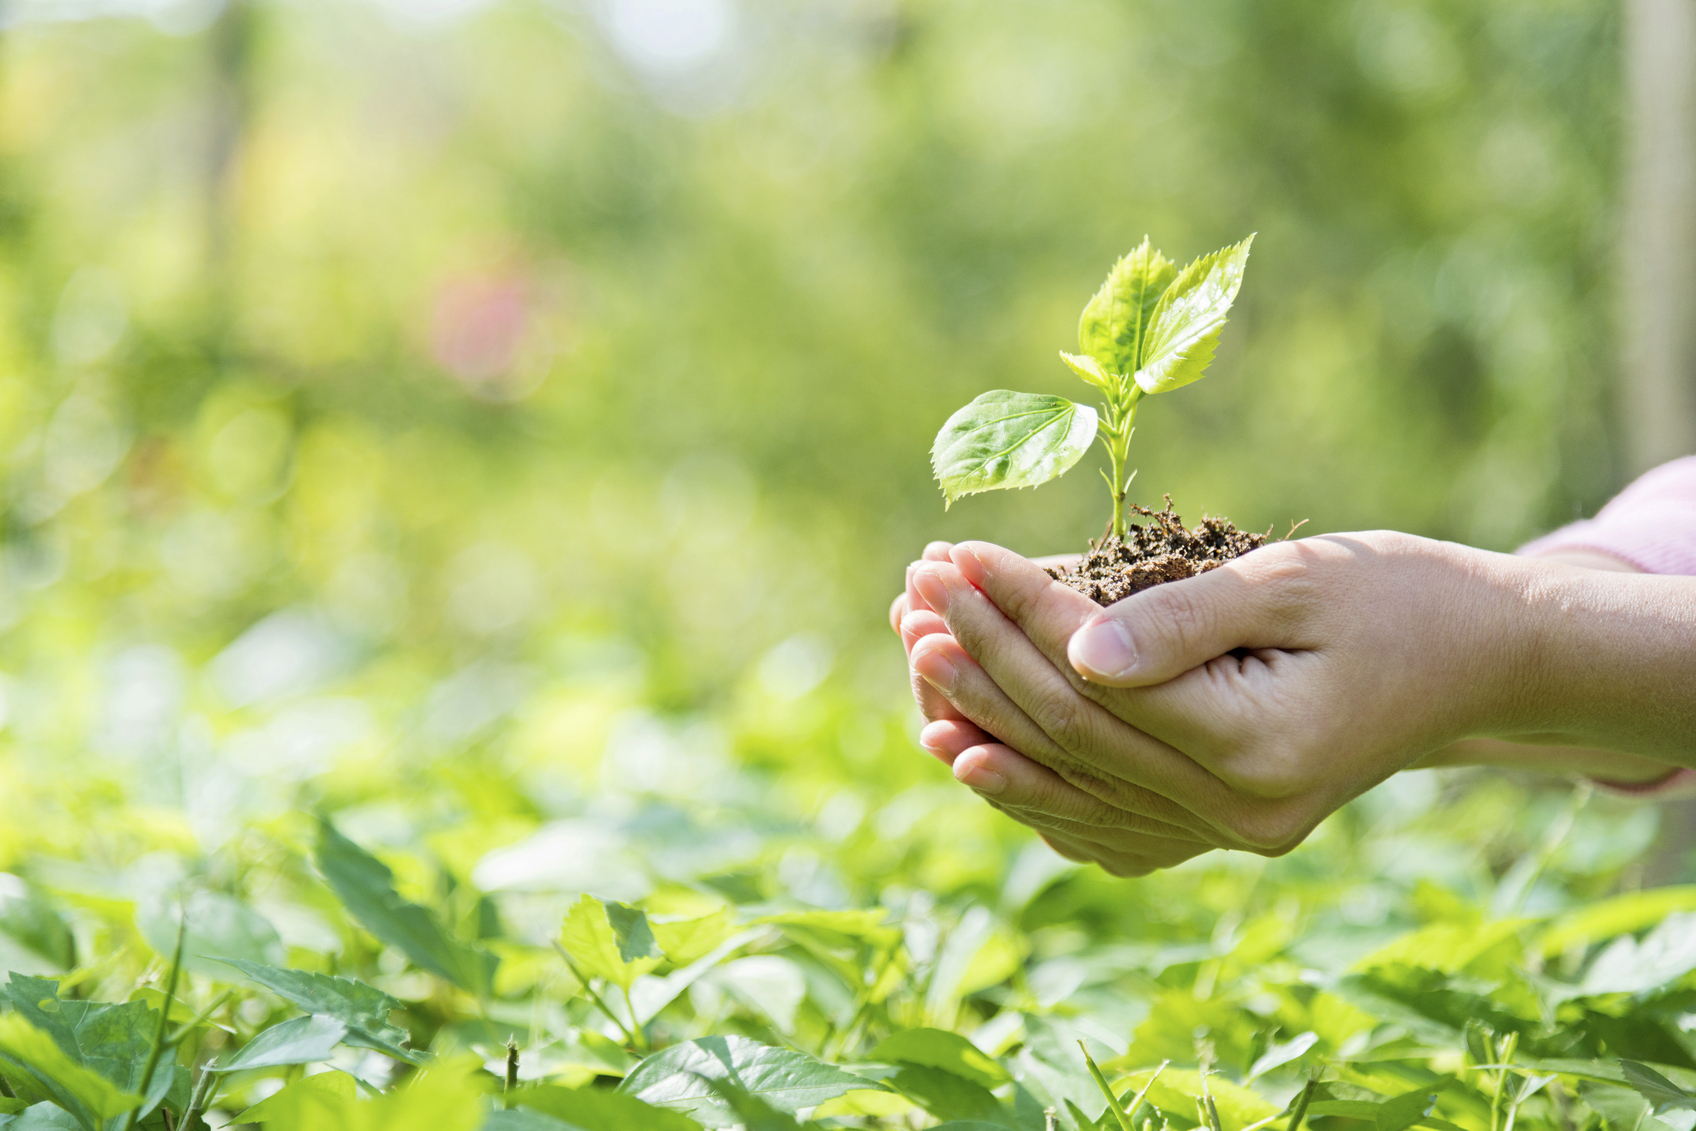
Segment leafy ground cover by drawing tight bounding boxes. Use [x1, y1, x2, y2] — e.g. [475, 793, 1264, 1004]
[2, 718, 1693, 1131]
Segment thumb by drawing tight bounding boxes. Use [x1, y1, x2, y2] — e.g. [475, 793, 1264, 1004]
[1067, 556, 1294, 686]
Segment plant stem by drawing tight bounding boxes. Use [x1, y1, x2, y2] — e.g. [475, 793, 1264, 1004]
[1287, 1076, 1319, 1131]
[1103, 386, 1144, 539]
[1080, 1040, 1134, 1131]
[504, 1039, 519, 1109]
[182, 1060, 217, 1131]
[124, 915, 188, 1131]
[550, 942, 642, 1049]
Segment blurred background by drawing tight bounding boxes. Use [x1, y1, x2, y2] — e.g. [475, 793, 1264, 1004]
[1, 0, 1693, 918]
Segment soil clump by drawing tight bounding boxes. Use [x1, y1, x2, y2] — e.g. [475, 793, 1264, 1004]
[1048, 498, 1267, 606]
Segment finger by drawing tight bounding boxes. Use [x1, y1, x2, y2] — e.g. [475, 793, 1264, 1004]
[923, 541, 955, 562]
[918, 718, 993, 763]
[949, 542, 1099, 672]
[900, 609, 949, 658]
[889, 591, 910, 635]
[1063, 542, 1316, 687]
[904, 543, 958, 618]
[953, 742, 1213, 846]
[907, 630, 975, 726]
[912, 561, 1233, 835]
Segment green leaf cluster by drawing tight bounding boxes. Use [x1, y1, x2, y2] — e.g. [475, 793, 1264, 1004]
[931, 236, 1253, 535]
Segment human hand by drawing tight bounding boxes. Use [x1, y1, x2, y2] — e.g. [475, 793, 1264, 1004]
[901, 532, 1586, 871]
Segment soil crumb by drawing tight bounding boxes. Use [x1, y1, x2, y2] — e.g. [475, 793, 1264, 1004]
[1048, 497, 1266, 606]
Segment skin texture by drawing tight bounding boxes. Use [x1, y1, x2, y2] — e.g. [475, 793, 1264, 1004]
[891, 534, 1696, 876]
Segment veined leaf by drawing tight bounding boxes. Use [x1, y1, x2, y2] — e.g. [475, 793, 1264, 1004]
[217, 959, 424, 1065]
[885, 1065, 1005, 1124]
[211, 1014, 349, 1073]
[1078, 238, 1178, 377]
[0, 1014, 141, 1129]
[931, 391, 1099, 505]
[617, 1036, 880, 1124]
[559, 895, 661, 991]
[1622, 1061, 1696, 1114]
[315, 819, 498, 996]
[1135, 235, 1254, 396]
[0, 974, 169, 1126]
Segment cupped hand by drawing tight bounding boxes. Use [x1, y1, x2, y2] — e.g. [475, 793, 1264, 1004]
[898, 532, 1556, 870]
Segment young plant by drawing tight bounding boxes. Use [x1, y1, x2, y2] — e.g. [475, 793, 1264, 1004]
[931, 235, 1253, 539]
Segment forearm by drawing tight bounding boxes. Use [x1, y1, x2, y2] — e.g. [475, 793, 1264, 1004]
[1495, 562, 1696, 765]
[1414, 737, 1683, 782]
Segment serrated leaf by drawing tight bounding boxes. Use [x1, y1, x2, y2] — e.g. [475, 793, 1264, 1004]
[212, 1015, 349, 1073]
[603, 902, 660, 965]
[1623, 1061, 1696, 1114]
[0, 1014, 140, 1129]
[618, 1036, 879, 1125]
[931, 392, 1099, 505]
[519, 1083, 704, 1131]
[1078, 238, 1178, 376]
[1134, 235, 1253, 395]
[559, 896, 661, 991]
[217, 959, 424, 1065]
[315, 819, 498, 996]
[871, 1029, 1008, 1089]
[230, 1069, 359, 1125]
[0, 974, 170, 1126]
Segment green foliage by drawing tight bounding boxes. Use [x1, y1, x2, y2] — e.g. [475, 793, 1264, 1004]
[931, 237, 1253, 536]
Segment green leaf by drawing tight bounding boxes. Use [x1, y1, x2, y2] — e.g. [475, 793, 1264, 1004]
[871, 1029, 1008, 1090]
[1540, 887, 1696, 955]
[931, 391, 1099, 506]
[0, 1014, 140, 1129]
[1134, 235, 1254, 396]
[1374, 1086, 1442, 1131]
[518, 1084, 703, 1131]
[618, 1036, 879, 1125]
[0, 974, 170, 1126]
[5, 1104, 83, 1130]
[230, 1069, 358, 1125]
[1622, 1061, 1696, 1114]
[651, 910, 738, 967]
[698, 1078, 809, 1131]
[1058, 351, 1113, 391]
[217, 959, 424, 1065]
[1247, 1031, 1318, 1080]
[1078, 238, 1179, 377]
[212, 1015, 349, 1073]
[314, 818, 499, 995]
[135, 891, 286, 981]
[1580, 911, 1696, 995]
[885, 1065, 1006, 1124]
[559, 896, 661, 991]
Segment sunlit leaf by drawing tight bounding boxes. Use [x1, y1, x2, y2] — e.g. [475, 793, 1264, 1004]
[931, 391, 1099, 505]
[618, 1036, 880, 1124]
[1623, 1061, 1696, 1115]
[651, 910, 738, 967]
[1077, 238, 1179, 377]
[217, 959, 423, 1065]
[559, 895, 661, 991]
[230, 1069, 359, 1125]
[1135, 235, 1254, 395]
[315, 819, 499, 996]
[0, 1014, 140, 1129]
[212, 1014, 348, 1073]
[885, 1065, 1005, 1124]
[871, 1029, 1008, 1089]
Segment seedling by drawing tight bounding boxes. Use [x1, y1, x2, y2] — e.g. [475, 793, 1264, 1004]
[931, 235, 1253, 540]
[930, 236, 1261, 603]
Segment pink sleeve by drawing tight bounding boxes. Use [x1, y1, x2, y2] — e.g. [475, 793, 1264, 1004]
[1517, 455, 1696, 575]
[1518, 456, 1696, 797]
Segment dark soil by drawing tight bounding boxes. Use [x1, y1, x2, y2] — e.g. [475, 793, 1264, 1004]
[1047, 498, 1267, 606]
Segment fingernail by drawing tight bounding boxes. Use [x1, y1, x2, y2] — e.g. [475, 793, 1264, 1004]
[951, 545, 988, 587]
[912, 651, 956, 691]
[1070, 618, 1137, 680]
[911, 567, 951, 613]
[956, 764, 1006, 795]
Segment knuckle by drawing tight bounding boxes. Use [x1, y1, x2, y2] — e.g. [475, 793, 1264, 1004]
[1146, 583, 1219, 656]
[1027, 685, 1089, 752]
